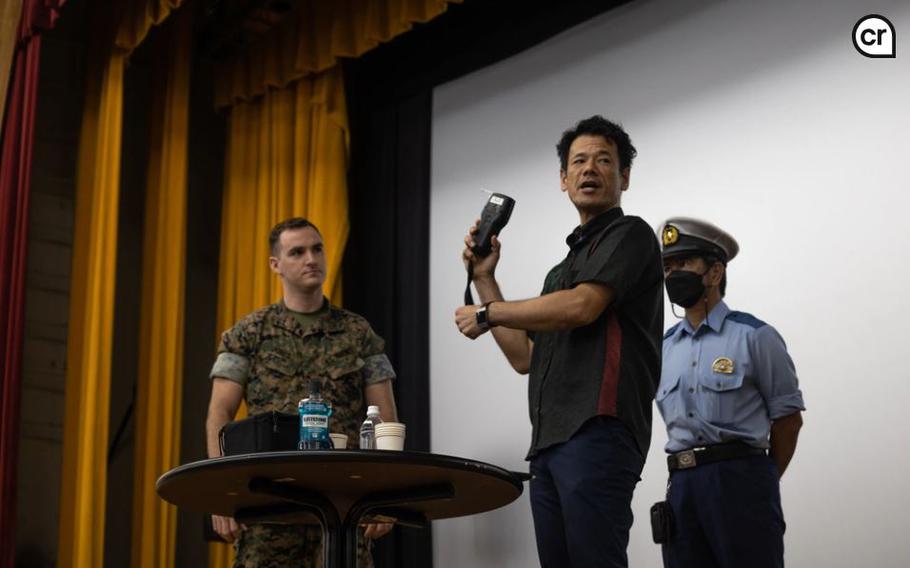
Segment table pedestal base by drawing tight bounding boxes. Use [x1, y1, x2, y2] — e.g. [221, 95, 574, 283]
[238, 478, 455, 568]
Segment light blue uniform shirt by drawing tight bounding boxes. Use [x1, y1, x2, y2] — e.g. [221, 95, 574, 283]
[657, 301, 805, 453]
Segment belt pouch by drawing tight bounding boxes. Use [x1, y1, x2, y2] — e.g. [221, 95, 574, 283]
[650, 501, 673, 544]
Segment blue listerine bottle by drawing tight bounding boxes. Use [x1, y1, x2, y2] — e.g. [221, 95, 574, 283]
[298, 380, 332, 450]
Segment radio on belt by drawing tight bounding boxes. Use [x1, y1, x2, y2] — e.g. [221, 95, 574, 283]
[472, 193, 515, 257]
[465, 192, 515, 305]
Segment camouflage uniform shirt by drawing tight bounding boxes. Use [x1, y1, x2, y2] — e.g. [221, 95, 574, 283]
[210, 298, 396, 568]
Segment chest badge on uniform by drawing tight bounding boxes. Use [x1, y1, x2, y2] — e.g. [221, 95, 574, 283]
[712, 357, 735, 374]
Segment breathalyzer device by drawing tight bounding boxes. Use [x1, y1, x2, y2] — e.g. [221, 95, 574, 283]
[465, 191, 515, 305]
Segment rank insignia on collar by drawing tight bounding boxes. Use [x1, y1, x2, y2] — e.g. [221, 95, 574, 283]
[712, 357, 735, 374]
[662, 225, 679, 246]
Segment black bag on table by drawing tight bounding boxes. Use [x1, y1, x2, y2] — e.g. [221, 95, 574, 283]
[219, 411, 298, 456]
[205, 412, 299, 542]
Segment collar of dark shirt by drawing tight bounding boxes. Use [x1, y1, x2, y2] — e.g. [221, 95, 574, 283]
[676, 300, 731, 339]
[565, 207, 624, 250]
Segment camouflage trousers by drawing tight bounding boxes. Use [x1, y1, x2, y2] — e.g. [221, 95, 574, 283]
[234, 524, 374, 568]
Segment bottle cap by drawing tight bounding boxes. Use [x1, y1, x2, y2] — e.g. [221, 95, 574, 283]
[367, 405, 380, 415]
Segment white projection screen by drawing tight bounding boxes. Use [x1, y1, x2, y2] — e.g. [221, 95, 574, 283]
[428, 0, 910, 566]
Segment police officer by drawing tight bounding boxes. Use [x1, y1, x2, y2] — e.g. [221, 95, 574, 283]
[655, 217, 805, 568]
[205, 217, 397, 567]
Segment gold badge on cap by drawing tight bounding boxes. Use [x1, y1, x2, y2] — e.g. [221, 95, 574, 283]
[712, 357, 735, 374]
[662, 225, 679, 246]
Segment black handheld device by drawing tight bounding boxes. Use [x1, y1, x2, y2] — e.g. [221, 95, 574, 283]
[465, 192, 515, 305]
[472, 193, 515, 257]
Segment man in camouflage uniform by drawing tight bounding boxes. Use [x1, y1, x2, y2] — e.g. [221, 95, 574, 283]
[205, 217, 398, 567]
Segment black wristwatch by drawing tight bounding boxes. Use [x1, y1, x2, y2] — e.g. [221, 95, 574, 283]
[476, 301, 495, 330]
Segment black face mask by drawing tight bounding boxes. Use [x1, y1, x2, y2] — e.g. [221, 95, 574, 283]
[665, 270, 707, 308]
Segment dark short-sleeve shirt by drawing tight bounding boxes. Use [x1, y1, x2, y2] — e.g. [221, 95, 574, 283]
[526, 207, 664, 459]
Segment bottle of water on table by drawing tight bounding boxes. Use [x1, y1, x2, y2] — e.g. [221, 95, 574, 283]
[359, 405, 383, 449]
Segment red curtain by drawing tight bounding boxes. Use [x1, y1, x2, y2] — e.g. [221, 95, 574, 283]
[0, 1, 64, 565]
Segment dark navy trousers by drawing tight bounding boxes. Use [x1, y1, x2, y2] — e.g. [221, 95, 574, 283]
[529, 416, 645, 568]
[662, 455, 785, 568]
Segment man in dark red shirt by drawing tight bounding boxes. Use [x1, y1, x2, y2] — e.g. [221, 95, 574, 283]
[456, 116, 663, 568]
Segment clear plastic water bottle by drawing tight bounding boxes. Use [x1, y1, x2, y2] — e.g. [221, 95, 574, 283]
[298, 380, 332, 450]
[359, 405, 383, 449]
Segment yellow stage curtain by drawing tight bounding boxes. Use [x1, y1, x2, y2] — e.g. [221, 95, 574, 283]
[208, 65, 349, 568]
[219, 68, 348, 316]
[58, 1, 182, 567]
[0, 0, 23, 117]
[58, 45, 126, 568]
[129, 8, 192, 568]
[214, 0, 461, 107]
[115, 0, 180, 50]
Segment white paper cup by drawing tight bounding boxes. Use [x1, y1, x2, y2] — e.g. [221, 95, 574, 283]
[329, 433, 348, 449]
[374, 422, 406, 451]
[374, 422, 406, 436]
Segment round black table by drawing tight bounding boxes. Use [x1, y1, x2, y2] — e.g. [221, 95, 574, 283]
[155, 450, 528, 568]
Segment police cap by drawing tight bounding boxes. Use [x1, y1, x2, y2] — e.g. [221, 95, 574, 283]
[658, 217, 739, 264]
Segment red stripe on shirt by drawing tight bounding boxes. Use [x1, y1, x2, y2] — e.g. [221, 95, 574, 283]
[598, 310, 621, 415]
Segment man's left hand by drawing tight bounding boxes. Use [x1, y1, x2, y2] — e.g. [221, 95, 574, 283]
[363, 522, 394, 539]
[455, 305, 488, 339]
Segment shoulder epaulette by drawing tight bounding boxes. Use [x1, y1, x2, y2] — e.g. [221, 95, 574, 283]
[725, 311, 768, 329]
